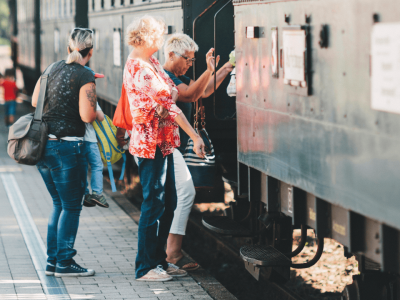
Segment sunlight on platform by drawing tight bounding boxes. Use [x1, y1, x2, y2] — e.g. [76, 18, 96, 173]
[0, 294, 97, 299]
[0, 280, 40, 284]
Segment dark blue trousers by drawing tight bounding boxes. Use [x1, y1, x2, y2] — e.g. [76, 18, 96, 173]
[135, 147, 177, 278]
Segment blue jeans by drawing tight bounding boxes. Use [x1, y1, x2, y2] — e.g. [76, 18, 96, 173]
[36, 140, 87, 266]
[83, 141, 103, 194]
[135, 147, 177, 278]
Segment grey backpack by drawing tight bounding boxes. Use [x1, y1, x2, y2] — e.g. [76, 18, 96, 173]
[7, 63, 55, 165]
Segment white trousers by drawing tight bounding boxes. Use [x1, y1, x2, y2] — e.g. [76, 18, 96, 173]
[134, 150, 195, 235]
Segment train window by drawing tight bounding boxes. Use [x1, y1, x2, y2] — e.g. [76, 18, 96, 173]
[111, 0, 115, 7]
[271, 27, 278, 78]
[121, 0, 124, 5]
[101, 0, 104, 8]
[54, 29, 60, 54]
[92, 0, 95, 10]
[130, 0, 133, 3]
[113, 28, 122, 67]
[94, 29, 100, 51]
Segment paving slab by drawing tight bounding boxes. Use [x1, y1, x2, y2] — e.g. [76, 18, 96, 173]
[0, 103, 231, 299]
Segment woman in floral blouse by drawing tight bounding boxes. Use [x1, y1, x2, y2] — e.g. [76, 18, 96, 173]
[123, 15, 205, 282]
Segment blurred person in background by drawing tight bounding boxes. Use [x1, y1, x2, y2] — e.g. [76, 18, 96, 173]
[1, 68, 19, 126]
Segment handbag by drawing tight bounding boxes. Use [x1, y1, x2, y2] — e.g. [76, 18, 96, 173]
[7, 62, 56, 165]
[183, 96, 216, 189]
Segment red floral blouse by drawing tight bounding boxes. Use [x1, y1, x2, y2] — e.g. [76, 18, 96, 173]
[123, 56, 182, 159]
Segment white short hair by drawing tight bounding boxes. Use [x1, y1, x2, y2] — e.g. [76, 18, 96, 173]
[126, 15, 166, 50]
[164, 33, 199, 61]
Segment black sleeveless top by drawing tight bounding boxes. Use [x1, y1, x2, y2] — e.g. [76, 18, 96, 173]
[42, 60, 95, 138]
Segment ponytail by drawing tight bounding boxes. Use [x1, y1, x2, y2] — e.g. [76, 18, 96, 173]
[66, 30, 93, 64]
[66, 48, 83, 64]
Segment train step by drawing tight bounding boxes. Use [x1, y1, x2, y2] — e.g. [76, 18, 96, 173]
[240, 245, 291, 267]
[202, 216, 252, 236]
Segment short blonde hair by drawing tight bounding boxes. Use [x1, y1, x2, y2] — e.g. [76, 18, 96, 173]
[164, 33, 199, 61]
[126, 15, 166, 50]
[66, 30, 93, 64]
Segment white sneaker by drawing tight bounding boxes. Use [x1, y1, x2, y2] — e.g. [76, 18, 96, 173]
[166, 263, 187, 277]
[136, 265, 173, 282]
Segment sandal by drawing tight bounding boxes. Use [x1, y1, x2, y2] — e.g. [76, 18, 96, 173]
[174, 256, 200, 271]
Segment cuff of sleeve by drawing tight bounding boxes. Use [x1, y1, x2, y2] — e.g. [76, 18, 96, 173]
[168, 103, 182, 119]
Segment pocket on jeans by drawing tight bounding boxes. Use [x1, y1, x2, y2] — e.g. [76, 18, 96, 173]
[44, 149, 63, 171]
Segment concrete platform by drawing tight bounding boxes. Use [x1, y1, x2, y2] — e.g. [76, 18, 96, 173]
[0, 103, 236, 300]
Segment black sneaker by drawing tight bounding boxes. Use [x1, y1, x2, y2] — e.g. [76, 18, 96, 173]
[83, 194, 96, 207]
[45, 263, 56, 276]
[89, 192, 109, 208]
[55, 261, 95, 277]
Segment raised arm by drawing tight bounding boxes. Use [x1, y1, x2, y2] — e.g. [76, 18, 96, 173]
[175, 48, 217, 103]
[203, 61, 233, 98]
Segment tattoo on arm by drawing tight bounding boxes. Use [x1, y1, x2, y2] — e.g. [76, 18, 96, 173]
[85, 83, 97, 112]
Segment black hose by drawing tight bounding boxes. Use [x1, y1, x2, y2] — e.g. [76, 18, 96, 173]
[285, 224, 307, 258]
[290, 236, 325, 269]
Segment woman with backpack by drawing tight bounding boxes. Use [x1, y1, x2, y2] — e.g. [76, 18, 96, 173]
[31, 28, 98, 277]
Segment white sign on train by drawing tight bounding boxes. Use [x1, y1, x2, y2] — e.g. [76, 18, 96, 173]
[371, 23, 400, 115]
[283, 29, 306, 87]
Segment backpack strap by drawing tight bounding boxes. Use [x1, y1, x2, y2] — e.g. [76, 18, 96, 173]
[119, 153, 126, 181]
[34, 62, 57, 121]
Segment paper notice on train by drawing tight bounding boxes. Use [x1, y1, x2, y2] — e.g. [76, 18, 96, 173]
[282, 29, 306, 83]
[371, 23, 400, 115]
[113, 30, 121, 67]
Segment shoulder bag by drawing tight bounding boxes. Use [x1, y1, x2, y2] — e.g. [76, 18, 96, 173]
[7, 62, 56, 165]
[183, 96, 216, 189]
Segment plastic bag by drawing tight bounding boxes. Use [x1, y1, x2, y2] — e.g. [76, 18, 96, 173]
[226, 67, 236, 97]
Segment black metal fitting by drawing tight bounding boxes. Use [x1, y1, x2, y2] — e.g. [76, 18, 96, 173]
[319, 24, 329, 48]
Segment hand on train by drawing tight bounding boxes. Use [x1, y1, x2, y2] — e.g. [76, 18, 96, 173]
[206, 48, 220, 73]
[193, 135, 206, 159]
[156, 105, 169, 119]
[222, 61, 234, 73]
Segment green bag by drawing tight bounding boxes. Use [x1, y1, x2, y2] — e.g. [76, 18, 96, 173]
[93, 115, 126, 192]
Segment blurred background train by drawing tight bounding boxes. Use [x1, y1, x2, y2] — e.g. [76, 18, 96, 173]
[7, 0, 400, 299]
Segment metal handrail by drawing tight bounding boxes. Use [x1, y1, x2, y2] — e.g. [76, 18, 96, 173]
[192, 0, 221, 80]
[214, 0, 235, 120]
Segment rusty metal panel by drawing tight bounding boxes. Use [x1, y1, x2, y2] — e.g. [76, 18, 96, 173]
[331, 205, 350, 247]
[306, 194, 316, 229]
[235, 0, 400, 231]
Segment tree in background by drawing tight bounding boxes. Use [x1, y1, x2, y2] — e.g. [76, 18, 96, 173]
[0, 0, 10, 46]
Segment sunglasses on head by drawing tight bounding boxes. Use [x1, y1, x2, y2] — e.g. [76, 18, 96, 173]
[71, 28, 93, 34]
